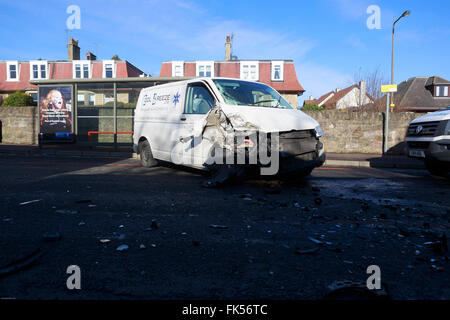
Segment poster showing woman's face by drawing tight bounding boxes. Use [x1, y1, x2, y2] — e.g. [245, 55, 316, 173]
[39, 86, 73, 134]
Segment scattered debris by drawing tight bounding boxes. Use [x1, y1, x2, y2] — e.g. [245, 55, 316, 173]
[118, 225, 124, 229]
[116, 244, 129, 252]
[19, 199, 42, 206]
[151, 220, 159, 230]
[139, 244, 146, 250]
[209, 224, 228, 229]
[0, 248, 44, 278]
[55, 209, 78, 215]
[100, 239, 110, 243]
[78, 221, 86, 226]
[324, 280, 389, 300]
[295, 247, 320, 255]
[43, 232, 61, 242]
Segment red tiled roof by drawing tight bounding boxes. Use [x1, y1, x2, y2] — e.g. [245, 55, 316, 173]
[159, 61, 305, 94]
[0, 60, 144, 92]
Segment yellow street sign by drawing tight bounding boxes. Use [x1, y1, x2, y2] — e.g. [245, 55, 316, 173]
[381, 84, 398, 93]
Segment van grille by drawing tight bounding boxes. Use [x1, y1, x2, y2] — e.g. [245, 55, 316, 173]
[407, 121, 440, 137]
[407, 141, 430, 150]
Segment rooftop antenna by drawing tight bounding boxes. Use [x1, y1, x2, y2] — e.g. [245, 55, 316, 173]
[91, 42, 100, 58]
[230, 33, 234, 57]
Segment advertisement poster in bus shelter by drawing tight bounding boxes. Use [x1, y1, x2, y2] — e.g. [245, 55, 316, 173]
[38, 85, 74, 143]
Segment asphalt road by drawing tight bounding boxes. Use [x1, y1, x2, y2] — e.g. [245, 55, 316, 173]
[0, 154, 449, 300]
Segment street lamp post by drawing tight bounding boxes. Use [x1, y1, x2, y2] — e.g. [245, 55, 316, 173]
[384, 10, 410, 154]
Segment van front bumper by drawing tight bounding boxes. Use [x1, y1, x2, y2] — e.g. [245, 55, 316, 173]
[407, 139, 450, 163]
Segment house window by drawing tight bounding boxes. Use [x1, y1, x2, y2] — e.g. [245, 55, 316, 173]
[444, 86, 449, 97]
[271, 61, 284, 81]
[102, 60, 116, 78]
[172, 61, 184, 77]
[196, 61, 214, 77]
[240, 61, 259, 81]
[75, 65, 81, 78]
[29, 61, 48, 80]
[436, 86, 441, 97]
[73, 61, 91, 79]
[6, 61, 19, 81]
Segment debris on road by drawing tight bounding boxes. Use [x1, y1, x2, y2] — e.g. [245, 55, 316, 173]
[324, 280, 389, 300]
[43, 232, 61, 242]
[0, 248, 44, 278]
[209, 224, 228, 229]
[55, 209, 78, 215]
[295, 247, 320, 255]
[19, 199, 42, 206]
[151, 220, 159, 230]
[100, 239, 110, 243]
[116, 244, 129, 252]
[139, 244, 146, 250]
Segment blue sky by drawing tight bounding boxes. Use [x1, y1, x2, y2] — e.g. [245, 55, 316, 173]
[1, 0, 449, 103]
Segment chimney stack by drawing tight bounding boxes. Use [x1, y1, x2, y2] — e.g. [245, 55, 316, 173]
[225, 35, 231, 61]
[309, 95, 315, 100]
[359, 80, 366, 106]
[86, 51, 97, 61]
[68, 38, 80, 60]
[335, 88, 340, 93]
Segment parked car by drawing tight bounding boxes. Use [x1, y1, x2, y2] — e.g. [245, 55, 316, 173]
[406, 107, 450, 177]
[133, 78, 325, 182]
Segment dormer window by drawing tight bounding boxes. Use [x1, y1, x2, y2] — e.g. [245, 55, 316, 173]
[196, 61, 214, 77]
[73, 61, 91, 79]
[6, 61, 19, 81]
[435, 86, 449, 97]
[172, 61, 184, 77]
[30, 61, 48, 80]
[102, 60, 116, 78]
[240, 61, 259, 81]
[271, 61, 284, 81]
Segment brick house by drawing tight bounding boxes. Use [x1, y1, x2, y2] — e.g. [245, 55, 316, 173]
[159, 36, 305, 108]
[303, 81, 373, 110]
[0, 38, 145, 104]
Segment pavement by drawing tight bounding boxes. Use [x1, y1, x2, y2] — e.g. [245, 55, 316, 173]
[0, 143, 426, 169]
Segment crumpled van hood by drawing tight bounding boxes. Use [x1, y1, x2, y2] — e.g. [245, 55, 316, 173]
[220, 104, 319, 132]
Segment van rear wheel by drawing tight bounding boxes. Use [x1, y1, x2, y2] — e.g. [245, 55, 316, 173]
[139, 140, 158, 168]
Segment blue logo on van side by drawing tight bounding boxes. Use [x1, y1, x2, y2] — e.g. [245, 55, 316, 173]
[173, 92, 180, 106]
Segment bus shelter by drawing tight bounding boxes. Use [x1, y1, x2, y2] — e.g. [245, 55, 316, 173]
[30, 77, 192, 147]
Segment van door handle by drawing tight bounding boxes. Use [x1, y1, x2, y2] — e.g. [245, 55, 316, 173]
[180, 116, 186, 121]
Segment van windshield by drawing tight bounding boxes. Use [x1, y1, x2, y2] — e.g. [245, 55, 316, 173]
[213, 79, 293, 109]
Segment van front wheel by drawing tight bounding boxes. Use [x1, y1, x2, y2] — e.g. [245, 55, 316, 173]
[139, 140, 158, 168]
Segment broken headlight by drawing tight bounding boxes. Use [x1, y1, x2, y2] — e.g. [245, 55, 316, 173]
[314, 125, 324, 138]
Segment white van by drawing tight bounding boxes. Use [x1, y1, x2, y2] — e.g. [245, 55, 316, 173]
[406, 107, 450, 177]
[133, 78, 325, 182]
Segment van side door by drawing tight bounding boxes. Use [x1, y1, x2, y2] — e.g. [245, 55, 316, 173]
[171, 82, 216, 167]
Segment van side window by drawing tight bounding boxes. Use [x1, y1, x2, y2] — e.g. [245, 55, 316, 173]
[184, 85, 215, 114]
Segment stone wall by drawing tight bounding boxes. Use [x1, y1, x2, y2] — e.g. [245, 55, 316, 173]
[0, 106, 39, 145]
[303, 110, 425, 154]
[0, 106, 426, 154]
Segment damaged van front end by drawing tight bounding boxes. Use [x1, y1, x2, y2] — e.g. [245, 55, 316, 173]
[199, 78, 326, 184]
